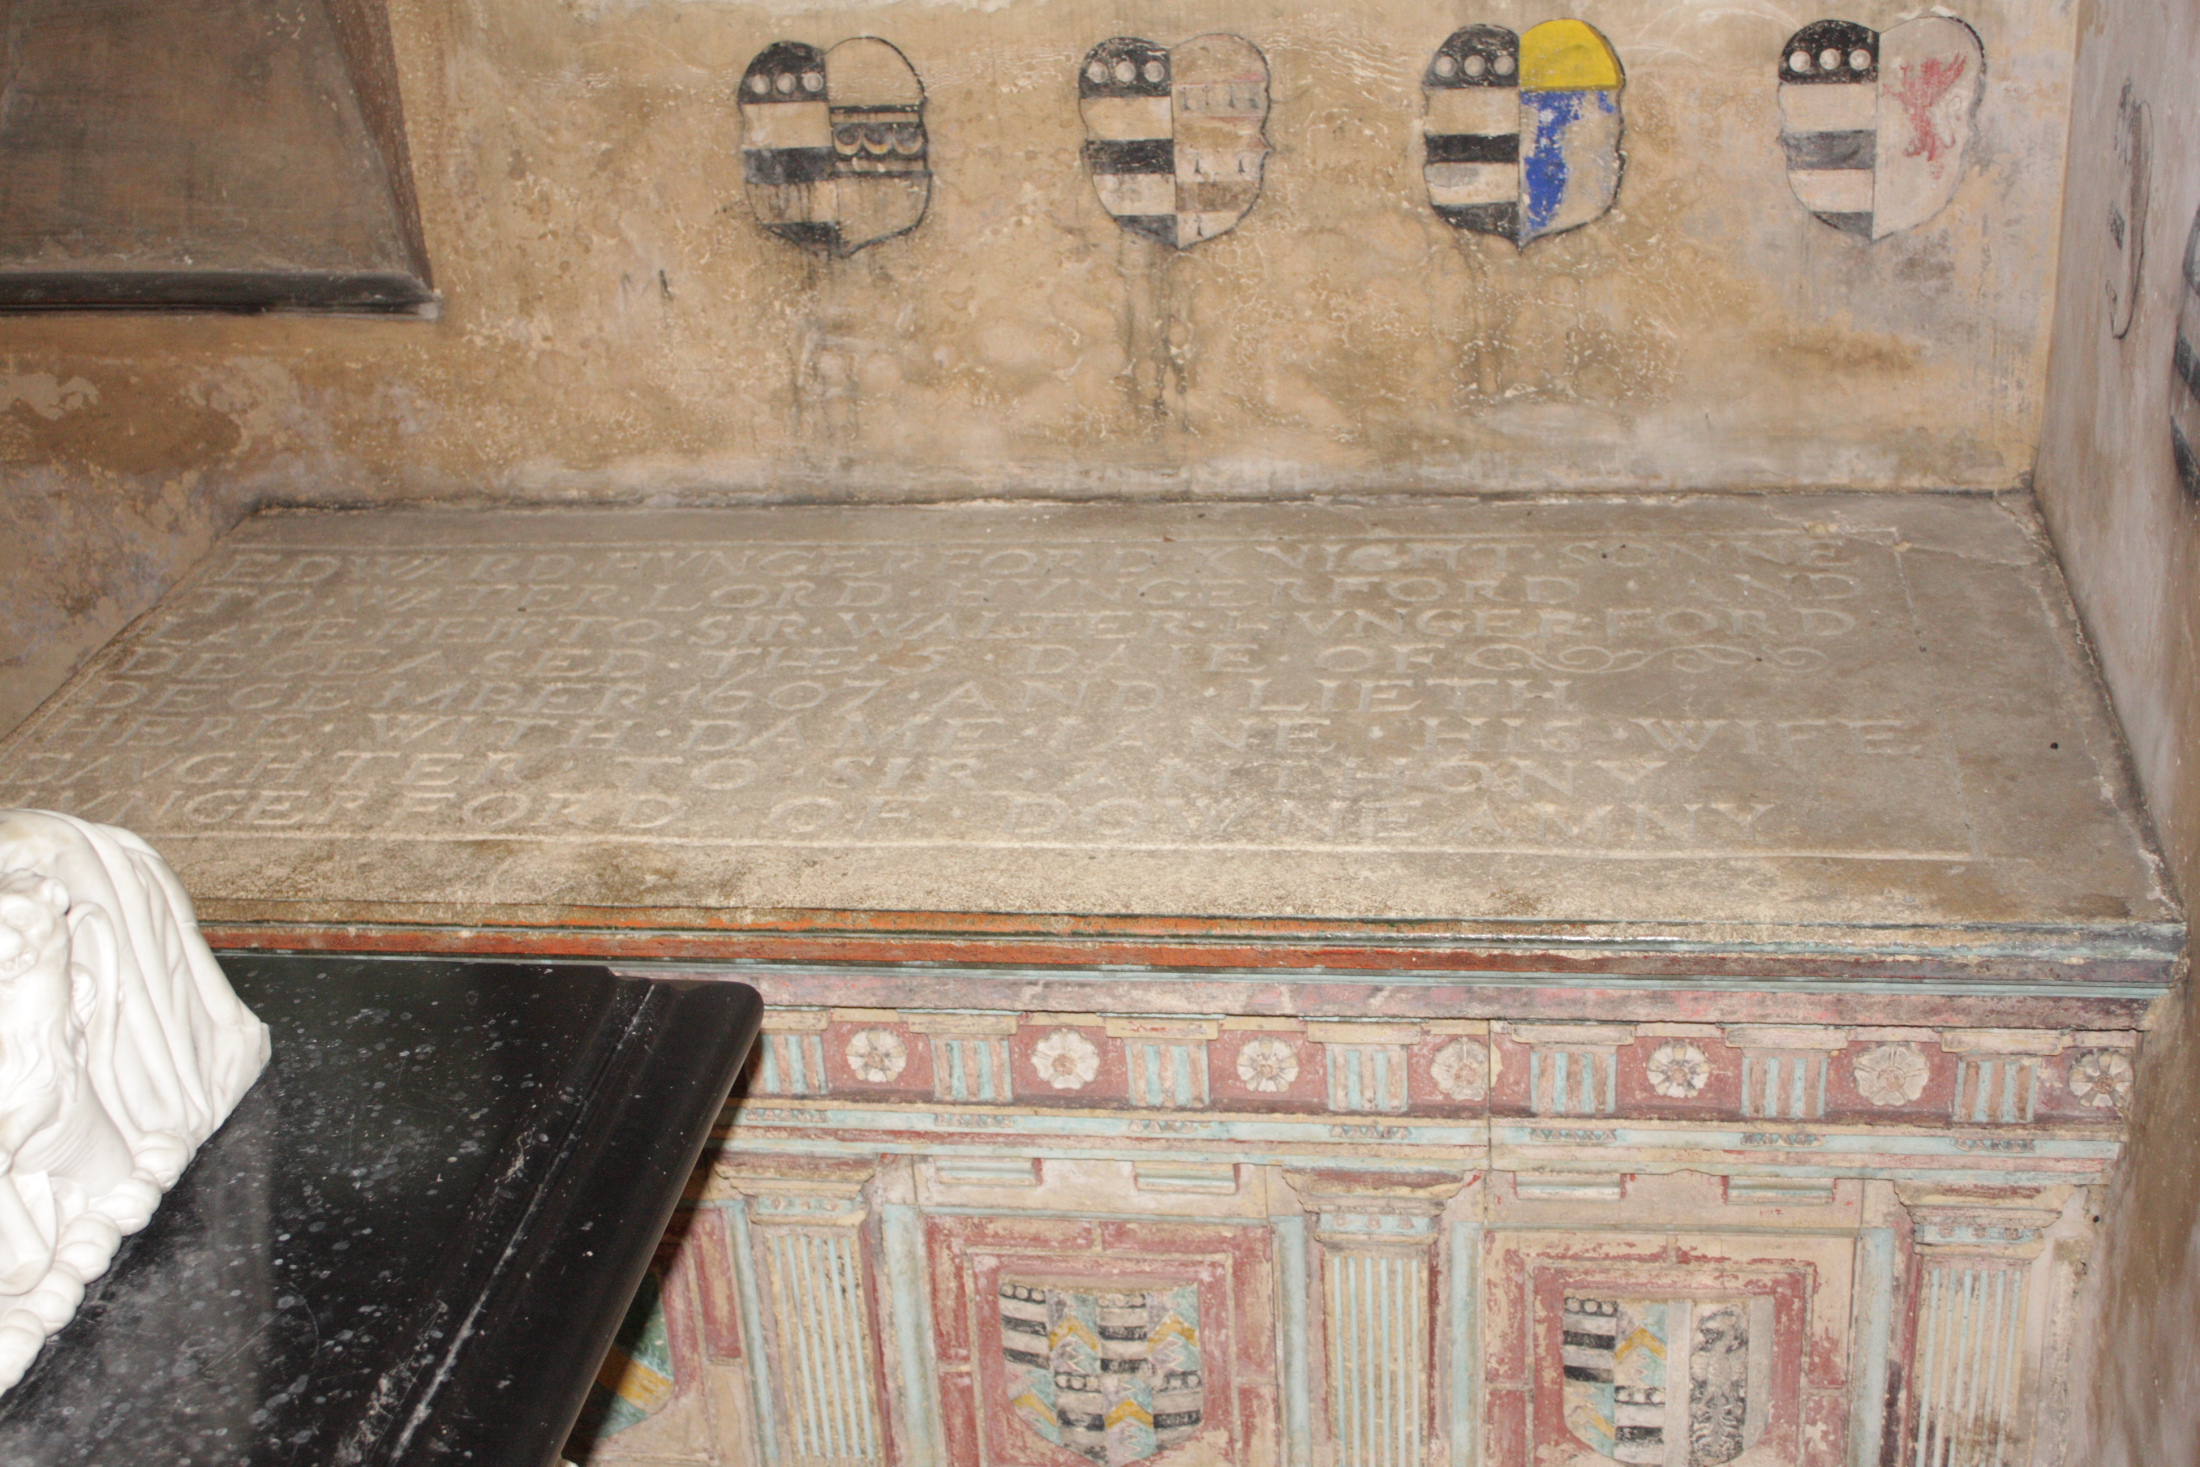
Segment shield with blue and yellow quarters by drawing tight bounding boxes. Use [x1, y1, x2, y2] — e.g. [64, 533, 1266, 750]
[1001, 1280, 1204, 1465]
[1423, 19, 1623, 248]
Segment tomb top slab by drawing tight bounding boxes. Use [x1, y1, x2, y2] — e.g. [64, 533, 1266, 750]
[0, 495, 2178, 974]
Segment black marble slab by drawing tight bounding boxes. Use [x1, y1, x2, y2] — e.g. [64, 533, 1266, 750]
[0, 955, 760, 1466]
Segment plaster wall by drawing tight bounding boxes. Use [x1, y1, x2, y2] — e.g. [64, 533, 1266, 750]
[2035, 0, 2200, 1459]
[0, 0, 2079, 733]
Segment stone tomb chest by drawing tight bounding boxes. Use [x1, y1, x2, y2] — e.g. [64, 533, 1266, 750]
[0, 496, 2178, 1467]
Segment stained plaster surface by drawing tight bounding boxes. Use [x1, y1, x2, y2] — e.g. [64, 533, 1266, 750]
[0, 0, 2084, 733]
[0, 494, 2174, 966]
[2033, 0, 2200, 1458]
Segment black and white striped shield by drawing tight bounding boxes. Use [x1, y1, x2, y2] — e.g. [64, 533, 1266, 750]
[739, 37, 929, 257]
[1777, 16, 1982, 241]
[1079, 35, 1270, 250]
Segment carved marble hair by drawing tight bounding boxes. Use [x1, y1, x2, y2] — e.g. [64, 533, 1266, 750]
[0, 810, 269, 1391]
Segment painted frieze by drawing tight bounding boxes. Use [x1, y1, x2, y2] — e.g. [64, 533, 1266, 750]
[578, 999, 2137, 1467]
[1079, 34, 1270, 249]
[1430, 1038, 1490, 1102]
[739, 37, 930, 257]
[1777, 17, 1983, 240]
[1422, 20, 1624, 247]
[2174, 205, 2200, 500]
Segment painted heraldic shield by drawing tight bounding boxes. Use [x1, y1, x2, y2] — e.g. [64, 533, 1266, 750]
[1000, 1280, 1204, 1466]
[1423, 20, 1624, 248]
[740, 37, 929, 257]
[1778, 16, 1983, 240]
[1561, 1295, 1773, 1467]
[1080, 35, 1270, 249]
[2174, 206, 2200, 502]
[1421, 25, 1522, 240]
[2108, 84, 2151, 340]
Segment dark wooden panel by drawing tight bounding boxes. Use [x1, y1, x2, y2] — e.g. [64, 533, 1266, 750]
[0, 0, 432, 310]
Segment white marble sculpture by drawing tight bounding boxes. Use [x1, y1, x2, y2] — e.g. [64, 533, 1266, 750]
[0, 810, 269, 1391]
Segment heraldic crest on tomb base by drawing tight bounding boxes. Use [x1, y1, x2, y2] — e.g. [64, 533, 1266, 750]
[1562, 1295, 1772, 1466]
[1079, 35, 1270, 249]
[999, 1279, 1204, 1464]
[739, 37, 930, 257]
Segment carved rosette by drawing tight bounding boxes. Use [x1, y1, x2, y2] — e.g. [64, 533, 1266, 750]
[1429, 1039, 1489, 1101]
[1032, 1028, 1101, 1090]
[2066, 1050, 2135, 1112]
[844, 1028, 908, 1083]
[1644, 1041, 1711, 1098]
[1235, 1037, 1300, 1092]
[1852, 1044, 1930, 1106]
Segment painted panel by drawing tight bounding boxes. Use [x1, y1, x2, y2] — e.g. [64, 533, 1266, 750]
[1485, 1200, 1858, 1467]
[759, 1227, 888, 1463]
[928, 1213, 1276, 1466]
[1325, 1249, 1431, 1466]
[1907, 1263, 2027, 1467]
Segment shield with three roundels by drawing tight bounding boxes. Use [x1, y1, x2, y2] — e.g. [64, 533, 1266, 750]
[1561, 1295, 1773, 1466]
[1000, 1280, 1204, 1465]
[739, 37, 930, 257]
[1421, 19, 1625, 248]
[1079, 34, 1271, 250]
[1777, 16, 1984, 240]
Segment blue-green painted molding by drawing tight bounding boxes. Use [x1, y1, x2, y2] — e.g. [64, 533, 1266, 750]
[1448, 1216, 1484, 1467]
[1273, 1213, 1315, 1467]
[728, 1102, 1486, 1148]
[719, 1196, 782, 1465]
[1848, 1224, 1898, 1467]
[1488, 1122, 2121, 1161]
[879, 1201, 945, 1466]
[716, 1133, 2110, 1190]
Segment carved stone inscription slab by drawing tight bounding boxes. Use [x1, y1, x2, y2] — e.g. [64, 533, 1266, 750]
[0, 497, 2171, 942]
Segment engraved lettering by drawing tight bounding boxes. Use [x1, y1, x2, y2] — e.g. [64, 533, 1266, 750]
[0, 522, 1965, 868]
